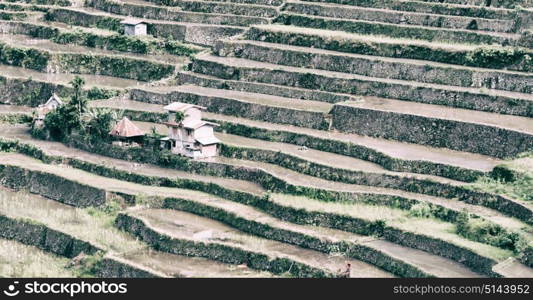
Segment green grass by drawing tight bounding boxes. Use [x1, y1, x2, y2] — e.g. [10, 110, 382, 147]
[469, 153, 533, 202]
[271, 193, 513, 261]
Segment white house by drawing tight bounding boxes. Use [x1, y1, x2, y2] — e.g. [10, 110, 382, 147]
[121, 19, 147, 36]
[34, 93, 64, 125]
[161, 102, 220, 159]
[42, 93, 63, 110]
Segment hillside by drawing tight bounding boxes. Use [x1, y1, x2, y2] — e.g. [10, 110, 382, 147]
[0, 0, 531, 278]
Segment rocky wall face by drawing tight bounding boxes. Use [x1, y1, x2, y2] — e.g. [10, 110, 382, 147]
[114, 213, 332, 278]
[0, 214, 100, 258]
[0, 165, 106, 207]
[190, 58, 532, 117]
[95, 257, 163, 278]
[330, 103, 533, 158]
[217, 40, 532, 94]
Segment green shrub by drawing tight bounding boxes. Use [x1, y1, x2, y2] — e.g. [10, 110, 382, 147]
[456, 212, 526, 253]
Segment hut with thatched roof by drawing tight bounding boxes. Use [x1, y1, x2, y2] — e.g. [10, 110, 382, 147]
[109, 117, 145, 146]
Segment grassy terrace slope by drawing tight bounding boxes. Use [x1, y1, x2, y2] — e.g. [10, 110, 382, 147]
[0, 186, 273, 277]
[0, 149, 490, 277]
[88, 99, 533, 229]
[1, 0, 532, 278]
[0, 123, 531, 277]
[0, 238, 76, 277]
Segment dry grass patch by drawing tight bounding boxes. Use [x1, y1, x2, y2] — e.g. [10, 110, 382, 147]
[0, 239, 75, 277]
[0, 187, 146, 254]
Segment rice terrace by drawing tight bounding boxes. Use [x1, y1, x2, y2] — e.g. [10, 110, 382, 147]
[0, 0, 531, 282]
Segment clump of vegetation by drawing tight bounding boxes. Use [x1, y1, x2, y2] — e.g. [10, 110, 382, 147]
[469, 152, 533, 202]
[86, 108, 123, 142]
[175, 111, 185, 123]
[36, 76, 123, 142]
[455, 212, 526, 253]
[407, 202, 433, 218]
[40, 77, 87, 140]
[465, 47, 531, 70]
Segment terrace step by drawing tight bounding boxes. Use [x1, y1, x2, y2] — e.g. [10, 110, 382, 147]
[123, 208, 403, 277]
[2, 127, 526, 276]
[131, 84, 332, 129]
[46, 7, 245, 46]
[298, 0, 521, 20]
[283, 0, 517, 33]
[0, 34, 176, 82]
[195, 0, 283, 6]
[1, 124, 265, 196]
[120, 0, 279, 18]
[275, 13, 520, 45]
[330, 98, 533, 158]
[190, 54, 533, 117]
[85, 0, 270, 26]
[92, 98, 502, 180]
[0, 185, 273, 277]
[9, 120, 530, 235]
[176, 71, 357, 103]
[245, 25, 533, 73]
[109, 251, 274, 277]
[266, 193, 519, 276]
[216, 39, 533, 94]
[137, 121, 489, 187]
[0, 33, 187, 66]
[0, 20, 205, 58]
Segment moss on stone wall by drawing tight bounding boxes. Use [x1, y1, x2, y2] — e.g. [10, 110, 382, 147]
[0, 76, 119, 106]
[246, 26, 533, 73]
[275, 13, 511, 45]
[0, 164, 107, 207]
[115, 213, 332, 278]
[0, 214, 100, 258]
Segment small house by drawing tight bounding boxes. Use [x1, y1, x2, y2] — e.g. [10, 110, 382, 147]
[109, 117, 145, 146]
[161, 102, 220, 159]
[42, 93, 63, 110]
[121, 19, 147, 36]
[34, 93, 64, 126]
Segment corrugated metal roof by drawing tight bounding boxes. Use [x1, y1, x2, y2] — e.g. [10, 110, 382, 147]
[196, 136, 220, 145]
[120, 19, 147, 25]
[163, 102, 206, 112]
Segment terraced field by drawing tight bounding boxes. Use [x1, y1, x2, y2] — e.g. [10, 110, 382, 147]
[0, 0, 531, 278]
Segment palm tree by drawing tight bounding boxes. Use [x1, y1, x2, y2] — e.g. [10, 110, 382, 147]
[69, 76, 87, 120]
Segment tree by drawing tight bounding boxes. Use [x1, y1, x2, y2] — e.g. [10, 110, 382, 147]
[86, 108, 121, 140]
[43, 103, 79, 140]
[42, 76, 89, 140]
[69, 76, 87, 121]
[175, 111, 185, 123]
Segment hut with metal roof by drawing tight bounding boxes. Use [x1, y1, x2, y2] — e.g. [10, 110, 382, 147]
[120, 19, 147, 36]
[109, 117, 145, 145]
